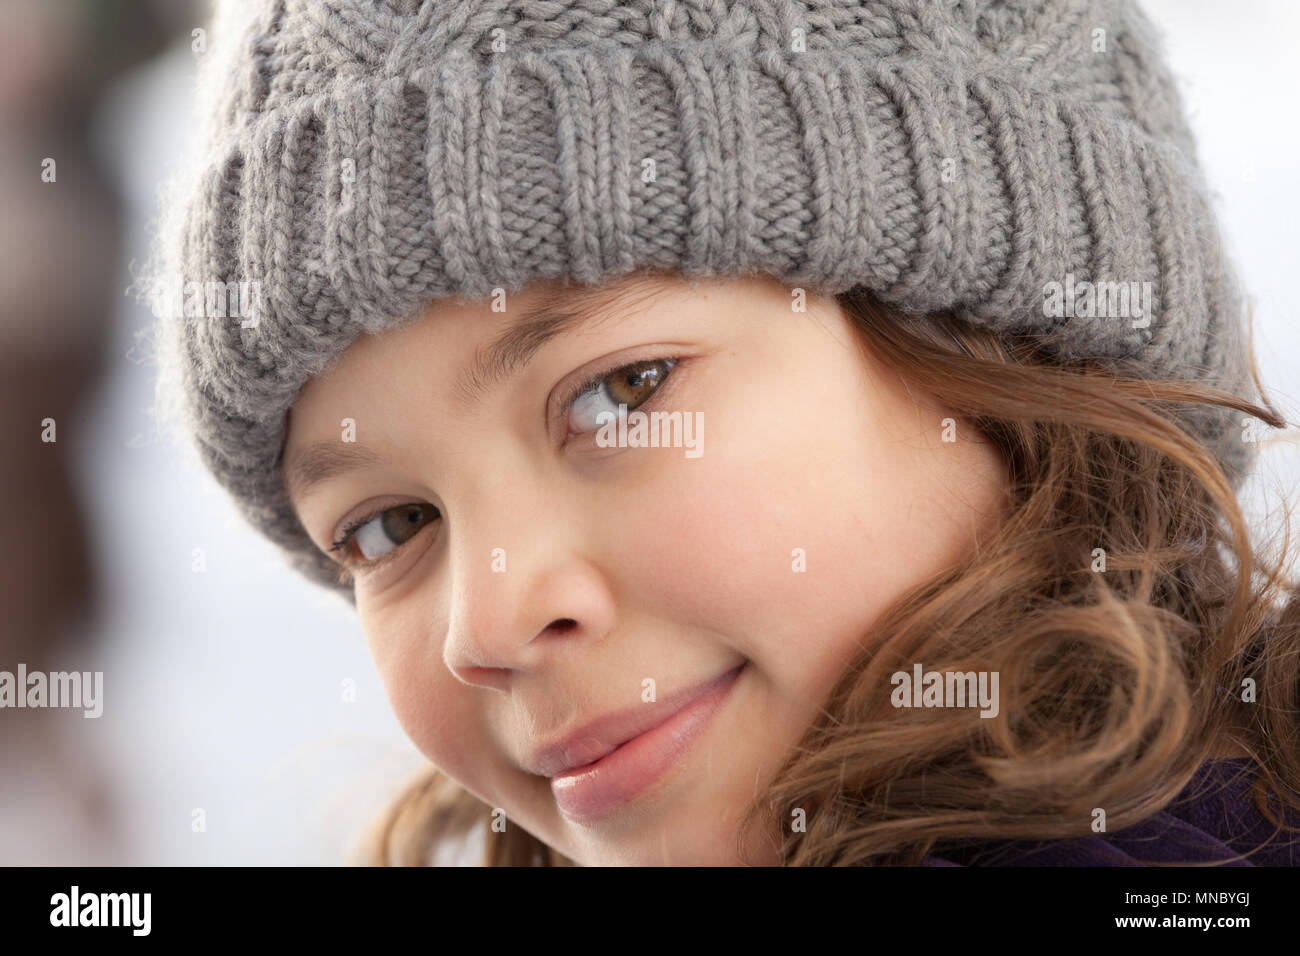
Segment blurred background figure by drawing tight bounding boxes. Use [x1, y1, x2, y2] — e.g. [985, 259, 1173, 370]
[1, 0, 421, 866]
[0, 0, 182, 864]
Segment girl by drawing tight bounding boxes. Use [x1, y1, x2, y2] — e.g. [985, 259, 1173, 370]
[151, 0, 1300, 865]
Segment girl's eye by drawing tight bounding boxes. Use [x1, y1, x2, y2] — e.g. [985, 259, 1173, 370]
[324, 357, 677, 569]
[330, 503, 440, 565]
[565, 358, 678, 434]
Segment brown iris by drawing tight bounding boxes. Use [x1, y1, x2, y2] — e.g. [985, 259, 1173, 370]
[379, 504, 438, 547]
[604, 359, 671, 409]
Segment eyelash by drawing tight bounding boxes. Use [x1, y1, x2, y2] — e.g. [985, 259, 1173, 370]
[328, 503, 434, 580]
[326, 353, 683, 576]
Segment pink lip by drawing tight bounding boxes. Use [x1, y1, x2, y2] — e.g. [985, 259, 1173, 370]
[542, 664, 744, 823]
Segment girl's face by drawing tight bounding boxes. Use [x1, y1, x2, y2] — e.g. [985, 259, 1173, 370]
[285, 272, 1009, 865]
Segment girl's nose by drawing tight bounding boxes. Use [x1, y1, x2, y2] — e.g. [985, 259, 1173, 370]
[440, 480, 616, 689]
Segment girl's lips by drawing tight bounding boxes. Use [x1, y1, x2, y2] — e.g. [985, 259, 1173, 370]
[548, 663, 744, 823]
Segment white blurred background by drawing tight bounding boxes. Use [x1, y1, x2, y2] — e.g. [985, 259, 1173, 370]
[0, 0, 1295, 864]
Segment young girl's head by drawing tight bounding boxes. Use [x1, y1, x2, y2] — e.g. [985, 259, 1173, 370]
[152, 0, 1300, 865]
[282, 271, 1011, 864]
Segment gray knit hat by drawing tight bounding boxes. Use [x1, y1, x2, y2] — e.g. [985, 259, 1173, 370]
[153, 0, 1260, 600]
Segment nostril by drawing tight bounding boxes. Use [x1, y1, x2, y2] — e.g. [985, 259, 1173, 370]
[547, 618, 578, 633]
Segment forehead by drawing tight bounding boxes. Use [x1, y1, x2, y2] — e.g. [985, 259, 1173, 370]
[284, 270, 800, 437]
[291, 271, 682, 402]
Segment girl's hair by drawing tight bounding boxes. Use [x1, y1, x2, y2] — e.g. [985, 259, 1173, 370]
[353, 287, 1300, 866]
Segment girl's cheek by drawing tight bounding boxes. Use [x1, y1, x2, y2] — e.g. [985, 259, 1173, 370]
[601, 402, 856, 671]
[606, 369, 913, 705]
[361, 607, 486, 777]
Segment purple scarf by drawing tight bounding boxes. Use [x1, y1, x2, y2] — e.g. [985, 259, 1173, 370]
[920, 758, 1300, 866]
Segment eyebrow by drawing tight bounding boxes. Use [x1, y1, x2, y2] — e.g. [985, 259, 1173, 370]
[453, 274, 671, 410]
[283, 442, 387, 505]
[283, 274, 675, 503]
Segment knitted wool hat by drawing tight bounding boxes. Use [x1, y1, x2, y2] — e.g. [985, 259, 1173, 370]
[155, 0, 1260, 600]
